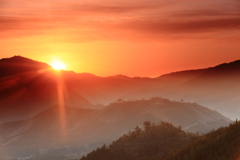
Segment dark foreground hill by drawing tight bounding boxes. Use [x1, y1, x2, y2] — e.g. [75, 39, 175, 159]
[166, 120, 240, 160]
[80, 121, 199, 160]
[79, 121, 240, 160]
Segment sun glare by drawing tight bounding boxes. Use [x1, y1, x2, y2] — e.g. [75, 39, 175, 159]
[51, 60, 67, 70]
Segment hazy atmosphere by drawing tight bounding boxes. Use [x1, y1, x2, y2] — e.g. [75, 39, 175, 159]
[1, 0, 240, 160]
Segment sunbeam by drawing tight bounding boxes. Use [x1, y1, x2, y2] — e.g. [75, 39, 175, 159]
[55, 70, 67, 141]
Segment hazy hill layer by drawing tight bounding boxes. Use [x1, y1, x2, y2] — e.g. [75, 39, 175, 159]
[121, 60, 240, 119]
[0, 56, 208, 123]
[0, 56, 210, 123]
[0, 98, 231, 159]
[62, 69, 207, 105]
[2, 56, 240, 120]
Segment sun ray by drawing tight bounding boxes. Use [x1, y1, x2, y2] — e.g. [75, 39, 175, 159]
[55, 71, 67, 142]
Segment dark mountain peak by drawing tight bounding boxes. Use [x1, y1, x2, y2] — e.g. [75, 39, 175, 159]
[0, 55, 51, 78]
[212, 59, 240, 71]
[1, 55, 26, 61]
[158, 69, 208, 78]
[156, 59, 240, 83]
[185, 59, 240, 84]
[2, 55, 28, 61]
[157, 69, 209, 81]
[1, 55, 48, 66]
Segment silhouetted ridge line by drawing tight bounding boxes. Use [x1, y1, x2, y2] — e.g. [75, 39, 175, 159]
[0, 55, 51, 78]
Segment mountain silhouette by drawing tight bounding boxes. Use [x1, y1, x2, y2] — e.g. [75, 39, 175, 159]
[0, 56, 94, 123]
[1, 56, 240, 122]
[0, 56, 50, 78]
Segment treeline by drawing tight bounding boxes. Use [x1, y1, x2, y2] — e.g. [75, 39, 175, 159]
[112, 97, 186, 105]
[79, 120, 240, 160]
[79, 121, 198, 160]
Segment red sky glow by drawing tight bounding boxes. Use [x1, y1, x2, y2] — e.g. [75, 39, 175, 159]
[1, 0, 240, 77]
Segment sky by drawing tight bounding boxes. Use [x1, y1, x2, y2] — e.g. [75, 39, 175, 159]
[0, 0, 240, 77]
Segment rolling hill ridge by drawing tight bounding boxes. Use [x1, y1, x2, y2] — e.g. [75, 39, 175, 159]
[0, 98, 231, 159]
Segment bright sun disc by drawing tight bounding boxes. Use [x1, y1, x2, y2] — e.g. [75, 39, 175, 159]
[50, 60, 67, 70]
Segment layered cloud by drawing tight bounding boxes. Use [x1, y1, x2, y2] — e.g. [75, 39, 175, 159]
[1, 0, 240, 41]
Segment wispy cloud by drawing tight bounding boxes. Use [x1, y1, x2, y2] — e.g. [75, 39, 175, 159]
[171, 9, 240, 18]
[0, 0, 240, 41]
[71, 5, 156, 14]
[119, 17, 240, 34]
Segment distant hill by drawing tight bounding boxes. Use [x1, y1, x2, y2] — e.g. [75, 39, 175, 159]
[0, 56, 210, 123]
[156, 69, 208, 85]
[1, 56, 240, 121]
[97, 98, 231, 133]
[121, 60, 240, 119]
[50, 59, 240, 119]
[78, 120, 240, 160]
[62, 69, 207, 105]
[0, 98, 231, 159]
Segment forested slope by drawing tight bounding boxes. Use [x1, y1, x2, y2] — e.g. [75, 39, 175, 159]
[166, 120, 240, 160]
[80, 121, 198, 160]
[79, 121, 240, 160]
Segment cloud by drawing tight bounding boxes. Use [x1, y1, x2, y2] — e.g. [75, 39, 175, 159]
[121, 17, 240, 34]
[0, 16, 20, 30]
[0, 15, 67, 38]
[0, 0, 5, 8]
[52, 3, 168, 19]
[71, 5, 154, 14]
[1, 1, 240, 41]
[171, 9, 240, 18]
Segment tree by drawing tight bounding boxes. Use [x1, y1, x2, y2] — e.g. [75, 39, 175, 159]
[134, 126, 142, 135]
[143, 121, 152, 131]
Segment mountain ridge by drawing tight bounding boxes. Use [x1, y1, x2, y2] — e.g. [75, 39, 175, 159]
[1, 55, 240, 120]
[0, 56, 51, 78]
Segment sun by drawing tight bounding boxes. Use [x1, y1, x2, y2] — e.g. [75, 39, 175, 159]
[50, 60, 67, 70]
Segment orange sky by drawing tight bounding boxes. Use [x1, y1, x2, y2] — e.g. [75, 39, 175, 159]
[1, 0, 240, 77]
